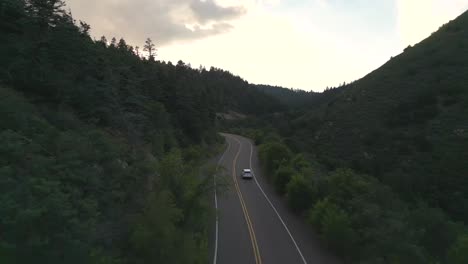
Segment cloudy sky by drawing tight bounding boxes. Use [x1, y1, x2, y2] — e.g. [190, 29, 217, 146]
[66, 0, 468, 91]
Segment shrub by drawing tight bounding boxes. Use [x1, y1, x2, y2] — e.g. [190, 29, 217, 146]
[326, 169, 373, 206]
[273, 165, 295, 194]
[258, 142, 292, 176]
[252, 129, 265, 145]
[286, 174, 315, 213]
[290, 153, 311, 171]
[407, 204, 459, 260]
[308, 198, 357, 256]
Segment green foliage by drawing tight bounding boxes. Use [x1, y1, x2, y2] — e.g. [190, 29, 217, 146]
[255, 133, 462, 263]
[407, 204, 459, 260]
[309, 199, 356, 256]
[285, 174, 315, 213]
[250, 129, 265, 145]
[262, 132, 282, 144]
[448, 233, 468, 264]
[130, 191, 183, 263]
[273, 165, 295, 194]
[325, 169, 373, 206]
[0, 86, 216, 263]
[258, 142, 291, 176]
[290, 154, 311, 172]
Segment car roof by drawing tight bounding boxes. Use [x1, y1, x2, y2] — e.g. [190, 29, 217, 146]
[243, 169, 251, 172]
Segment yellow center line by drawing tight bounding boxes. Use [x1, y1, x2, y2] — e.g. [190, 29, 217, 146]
[231, 136, 263, 264]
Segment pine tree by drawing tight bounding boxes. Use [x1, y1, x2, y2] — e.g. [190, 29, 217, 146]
[78, 21, 90, 35]
[99, 35, 107, 47]
[118, 38, 127, 50]
[144, 38, 156, 60]
[110, 37, 117, 47]
[135, 46, 140, 57]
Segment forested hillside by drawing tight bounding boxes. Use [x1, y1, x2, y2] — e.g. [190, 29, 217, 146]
[285, 10, 468, 222]
[0, 0, 282, 262]
[1, 0, 282, 146]
[230, 10, 468, 264]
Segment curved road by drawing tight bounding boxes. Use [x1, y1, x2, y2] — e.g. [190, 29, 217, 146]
[212, 134, 340, 264]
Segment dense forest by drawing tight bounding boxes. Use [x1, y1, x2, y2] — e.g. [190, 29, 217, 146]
[0, 0, 282, 263]
[229, 10, 468, 264]
[3, 0, 468, 263]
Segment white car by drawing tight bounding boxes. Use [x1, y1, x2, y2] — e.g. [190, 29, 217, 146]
[241, 169, 253, 179]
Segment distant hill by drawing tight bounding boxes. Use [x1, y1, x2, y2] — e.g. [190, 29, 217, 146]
[276, 10, 468, 222]
[254, 84, 318, 107]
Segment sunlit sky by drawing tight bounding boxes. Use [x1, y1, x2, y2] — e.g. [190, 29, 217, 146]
[67, 0, 468, 91]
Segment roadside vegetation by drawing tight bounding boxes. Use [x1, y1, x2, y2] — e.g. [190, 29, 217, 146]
[0, 85, 221, 263]
[228, 129, 468, 263]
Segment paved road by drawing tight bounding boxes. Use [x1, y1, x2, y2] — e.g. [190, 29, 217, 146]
[212, 134, 341, 264]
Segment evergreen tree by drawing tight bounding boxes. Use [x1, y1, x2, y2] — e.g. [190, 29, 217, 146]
[144, 37, 156, 60]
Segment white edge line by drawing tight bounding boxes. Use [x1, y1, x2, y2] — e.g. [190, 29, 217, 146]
[248, 139, 308, 264]
[213, 138, 230, 264]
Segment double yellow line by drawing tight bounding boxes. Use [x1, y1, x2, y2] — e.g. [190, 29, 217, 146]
[231, 137, 262, 264]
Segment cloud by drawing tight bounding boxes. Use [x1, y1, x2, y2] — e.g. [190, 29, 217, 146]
[190, 0, 246, 23]
[66, 0, 246, 46]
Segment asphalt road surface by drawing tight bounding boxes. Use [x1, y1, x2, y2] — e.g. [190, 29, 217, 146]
[212, 133, 341, 264]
